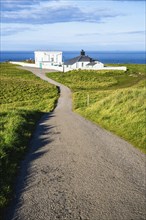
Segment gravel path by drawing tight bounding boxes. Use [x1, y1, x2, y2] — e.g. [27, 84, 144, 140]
[6, 67, 145, 220]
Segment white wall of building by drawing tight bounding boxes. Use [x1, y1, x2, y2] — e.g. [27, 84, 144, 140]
[34, 51, 62, 66]
[77, 61, 89, 68]
[66, 62, 89, 69]
[63, 61, 126, 72]
[86, 62, 104, 69]
[10, 62, 126, 72]
[65, 61, 104, 70]
[94, 62, 104, 68]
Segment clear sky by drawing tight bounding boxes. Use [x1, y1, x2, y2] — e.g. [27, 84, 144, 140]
[0, 0, 145, 51]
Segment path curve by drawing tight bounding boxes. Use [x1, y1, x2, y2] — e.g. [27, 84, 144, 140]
[6, 67, 145, 220]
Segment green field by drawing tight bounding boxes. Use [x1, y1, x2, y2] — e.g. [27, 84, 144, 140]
[0, 63, 145, 211]
[47, 64, 146, 153]
[0, 63, 58, 209]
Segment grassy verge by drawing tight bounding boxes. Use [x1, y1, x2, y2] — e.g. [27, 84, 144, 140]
[47, 64, 146, 153]
[0, 63, 58, 210]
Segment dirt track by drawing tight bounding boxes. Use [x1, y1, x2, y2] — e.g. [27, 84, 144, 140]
[6, 67, 145, 220]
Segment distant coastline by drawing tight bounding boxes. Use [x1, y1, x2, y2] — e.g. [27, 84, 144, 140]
[0, 51, 145, 64]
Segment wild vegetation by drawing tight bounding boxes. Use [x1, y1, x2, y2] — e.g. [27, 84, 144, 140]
[47, 64, 146, 153]
[0, 63, 58, 210]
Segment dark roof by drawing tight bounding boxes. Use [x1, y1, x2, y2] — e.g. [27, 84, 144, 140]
[64, 55, 94, 65]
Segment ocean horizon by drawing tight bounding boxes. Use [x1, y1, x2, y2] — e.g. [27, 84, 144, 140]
[0, 51, 145, 64]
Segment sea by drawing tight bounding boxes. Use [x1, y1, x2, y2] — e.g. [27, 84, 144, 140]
[0, 51, 145, 64]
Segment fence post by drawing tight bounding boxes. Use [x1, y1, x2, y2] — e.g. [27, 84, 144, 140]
[87, 94, 90, 106]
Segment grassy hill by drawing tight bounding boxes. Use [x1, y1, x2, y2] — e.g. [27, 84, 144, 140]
[47, 64, 146, 153]
[0, 63, 58, 210]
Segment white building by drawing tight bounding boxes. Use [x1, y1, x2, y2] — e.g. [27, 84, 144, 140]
[34, 51, 62, 68]
[64, 50, 126, 71]
[33, 50, 126, 72]
[64, 50, 104, 70]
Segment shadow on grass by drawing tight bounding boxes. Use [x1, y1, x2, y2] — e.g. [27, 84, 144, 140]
[3, 112, 57, 220]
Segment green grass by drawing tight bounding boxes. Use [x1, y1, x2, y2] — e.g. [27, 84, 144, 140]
[47, 64, 146, 153]
[0, 63, 58, 210]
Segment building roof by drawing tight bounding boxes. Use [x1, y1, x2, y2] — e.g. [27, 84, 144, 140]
[64, 50, 97, 65]
[64, 55, 95, 65]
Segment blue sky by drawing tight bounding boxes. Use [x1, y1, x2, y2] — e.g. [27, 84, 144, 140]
[0, 0, 145, 51]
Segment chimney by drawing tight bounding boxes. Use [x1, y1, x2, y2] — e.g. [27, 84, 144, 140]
[80, 49, 85, 56]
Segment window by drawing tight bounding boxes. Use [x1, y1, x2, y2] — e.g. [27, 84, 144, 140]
[82, 62, 84, 67]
